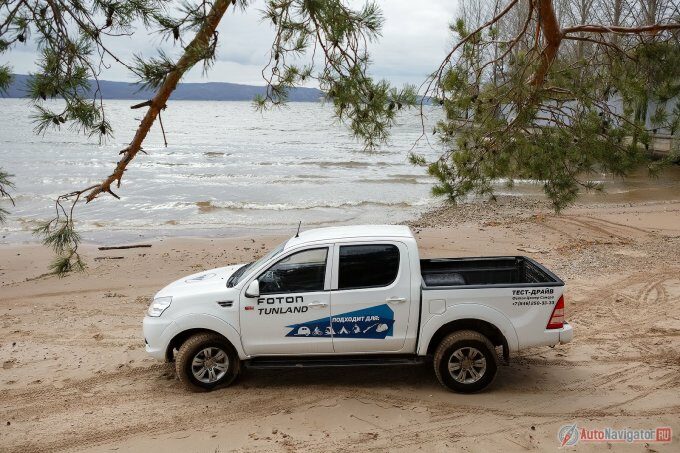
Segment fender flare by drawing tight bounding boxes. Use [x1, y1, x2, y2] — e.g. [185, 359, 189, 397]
[161, 313, 248, 360]
[417, 303, 519, 356]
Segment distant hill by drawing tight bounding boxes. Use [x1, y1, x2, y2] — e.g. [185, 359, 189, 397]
[2, 74, 323, 102]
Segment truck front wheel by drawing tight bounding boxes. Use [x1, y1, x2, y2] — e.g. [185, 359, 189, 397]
[175, 332, 240, 391]
[433, 330, 498, 393]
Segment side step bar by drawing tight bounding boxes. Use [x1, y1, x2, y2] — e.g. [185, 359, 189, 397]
[245, 355, 426, 369]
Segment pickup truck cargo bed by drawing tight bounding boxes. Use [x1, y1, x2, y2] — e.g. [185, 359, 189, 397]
[420, 256, 563, 288]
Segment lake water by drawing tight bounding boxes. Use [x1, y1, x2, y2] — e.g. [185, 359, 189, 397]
[1, 98, 678, 244]
[0, 99, 443, 243]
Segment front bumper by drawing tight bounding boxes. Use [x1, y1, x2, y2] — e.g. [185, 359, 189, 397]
[143, 315, 174, 361]
[559, 321, 573, 344]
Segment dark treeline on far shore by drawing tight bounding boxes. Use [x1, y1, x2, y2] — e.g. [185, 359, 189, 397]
[2, 74, 323, 102]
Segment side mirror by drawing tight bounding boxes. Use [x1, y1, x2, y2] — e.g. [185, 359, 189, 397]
[245, 279, 260, 298]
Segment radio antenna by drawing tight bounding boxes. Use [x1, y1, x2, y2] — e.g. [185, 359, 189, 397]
[295, 220, 302, 238]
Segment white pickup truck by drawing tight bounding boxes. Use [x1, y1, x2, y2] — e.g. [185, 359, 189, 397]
[143, 225, 572, 393]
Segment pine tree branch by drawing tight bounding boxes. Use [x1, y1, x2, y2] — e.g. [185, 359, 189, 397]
[563, 22, 680, 35]
[0, 168, 15, 224]
[84, 0, 232, 203]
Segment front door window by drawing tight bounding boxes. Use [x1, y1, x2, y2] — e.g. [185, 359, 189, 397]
[259, 248, 328, 294]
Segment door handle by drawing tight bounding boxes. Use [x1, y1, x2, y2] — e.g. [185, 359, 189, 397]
[308, 301, 328, 308]
[386, 297, 406, 304]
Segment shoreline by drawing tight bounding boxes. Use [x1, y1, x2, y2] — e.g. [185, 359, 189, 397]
[2, 163, 679, 248]
[2, 193, 679, 248]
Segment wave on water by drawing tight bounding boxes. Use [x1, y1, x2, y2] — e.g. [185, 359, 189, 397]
[194, 199, 429, 213]
[361, 177, 428, 185]
[298, 160, 399, 169]
[271, 174, 331, 183]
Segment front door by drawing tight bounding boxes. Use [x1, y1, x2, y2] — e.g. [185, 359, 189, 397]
[240, 246, 334, 355]
[329, 242, 411, 353]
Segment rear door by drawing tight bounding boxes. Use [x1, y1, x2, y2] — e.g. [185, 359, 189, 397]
[240, 246, 334, 355]
[329, 242, 411, 353]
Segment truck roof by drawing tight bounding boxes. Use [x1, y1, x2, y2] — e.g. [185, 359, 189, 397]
[285, 225, 414, 249]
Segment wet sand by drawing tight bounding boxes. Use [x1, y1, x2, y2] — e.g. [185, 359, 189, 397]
[1, 196, 679, 452]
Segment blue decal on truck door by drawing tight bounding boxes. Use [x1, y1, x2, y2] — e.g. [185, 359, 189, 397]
[286, 304, 395, 339]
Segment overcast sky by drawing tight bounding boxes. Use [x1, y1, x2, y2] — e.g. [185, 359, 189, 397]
[8, 0, 461, 87]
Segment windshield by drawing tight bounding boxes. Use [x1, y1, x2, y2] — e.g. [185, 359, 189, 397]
[227, 240, 287, 287]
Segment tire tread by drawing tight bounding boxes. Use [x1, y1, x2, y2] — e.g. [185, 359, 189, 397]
[175, 332, 240, 392]
[433, 330, 498, 393]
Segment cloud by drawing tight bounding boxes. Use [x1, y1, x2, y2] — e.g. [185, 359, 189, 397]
[6, 0, 460, 87]
[368, 0, 460, 83]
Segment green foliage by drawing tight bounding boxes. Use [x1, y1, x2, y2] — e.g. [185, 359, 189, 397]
[0, 169, 14, 223]
[408, 152, 427, 166]
[36, 220, 80, 254]
[132, 51, 176, 89]
[419, 12, 680, 211]
[34, 218, 84, 277]
[49, 253, 86, 276]
[0, 64, 12, 94]
[26, 43, 116, 140]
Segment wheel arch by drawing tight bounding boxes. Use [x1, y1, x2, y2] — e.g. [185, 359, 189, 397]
[419, 304, 519, 361]
[166, 328, 224, 361]
[164, 314, 246, 361]
[426, 319, 508, 357]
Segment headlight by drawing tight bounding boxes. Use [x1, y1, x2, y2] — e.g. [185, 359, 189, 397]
[147, 296, 172, 317]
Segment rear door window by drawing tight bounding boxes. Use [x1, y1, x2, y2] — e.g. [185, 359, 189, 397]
[338, 244, 400, 290]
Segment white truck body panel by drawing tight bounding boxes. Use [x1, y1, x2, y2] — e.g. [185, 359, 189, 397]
[143, 225, 572, 363]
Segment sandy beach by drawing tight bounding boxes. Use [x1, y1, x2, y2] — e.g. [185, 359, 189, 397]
[1, 196, 679, 452]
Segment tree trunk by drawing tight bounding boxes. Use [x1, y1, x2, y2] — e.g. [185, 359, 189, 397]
[86, 0, 232, 202]
[531, 0, 563, 87]
[611, 0, 623, 46]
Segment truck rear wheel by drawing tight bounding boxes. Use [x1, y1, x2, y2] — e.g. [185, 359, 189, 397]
[175, 332, 240, 392]
[433, 330, 498, 393]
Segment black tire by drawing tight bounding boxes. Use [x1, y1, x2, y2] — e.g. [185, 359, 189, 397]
[433, 330, 498, 393]
[175, 332, 240, 392]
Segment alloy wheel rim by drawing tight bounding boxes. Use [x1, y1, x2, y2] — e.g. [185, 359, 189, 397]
[448, 346, 487, 384]
[191, 347, 229, 384]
